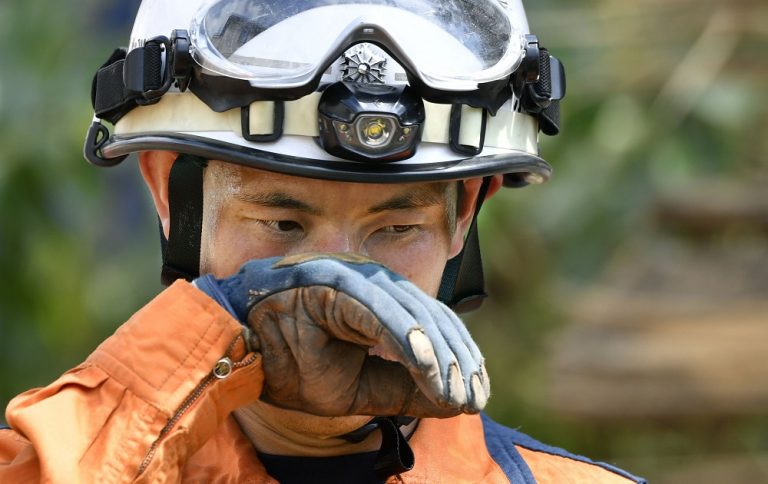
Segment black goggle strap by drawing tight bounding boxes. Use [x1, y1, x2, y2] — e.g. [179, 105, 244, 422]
[519, 41, 566, 136]
[160, 154, 207, 286]
[86, 36, 178, 167]
[90, 33, 564, 133]
[91, 37, 172, 125]
[437, 176, 492, 313]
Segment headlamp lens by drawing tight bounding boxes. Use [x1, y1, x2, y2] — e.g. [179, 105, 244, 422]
[357, 116, 395, 148]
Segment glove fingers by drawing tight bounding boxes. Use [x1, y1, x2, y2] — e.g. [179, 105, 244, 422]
[321, 284, 457, 412]
[250, 287, 451, 414]
[394, 279, 489, 413]
[435, 303, 490, 411]
[352, 356, 464, 418]
[321, 268, 426, 352]
[369, 273, 466, 408]
[248, 298, 303, 404]
[238, 257, 419, 352]
[252, 290, 406, 416]
[394, 278, 482, 371]
[417, 290, 486, 412]
[250, 291, 359, 404]
[434, 300, 484, 364]
[385, 276, 488, 411]
[331, 291, 446, 402]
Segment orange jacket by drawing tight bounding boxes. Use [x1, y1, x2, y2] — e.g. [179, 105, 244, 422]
[1, 281, 643, 483]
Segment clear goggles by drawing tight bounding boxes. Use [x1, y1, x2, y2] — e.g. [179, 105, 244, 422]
[187, 0, 526, 91]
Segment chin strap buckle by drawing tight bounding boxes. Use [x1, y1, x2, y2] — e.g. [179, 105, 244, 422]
[373, 417, 415, 478]
[338, 416, 416, 478]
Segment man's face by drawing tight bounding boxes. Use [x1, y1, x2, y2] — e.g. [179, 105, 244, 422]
[198, 161, 465, 296]
[139, 152, 492, 443]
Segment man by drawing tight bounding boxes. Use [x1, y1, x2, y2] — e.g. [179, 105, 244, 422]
[1, 0, 644, 482]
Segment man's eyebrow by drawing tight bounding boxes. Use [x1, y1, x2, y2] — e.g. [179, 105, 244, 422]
[367, 187, 445, 214]
[234, 192, 321, 215]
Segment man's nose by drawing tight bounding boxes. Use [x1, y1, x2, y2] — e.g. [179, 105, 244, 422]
[303, 231, 357, 255]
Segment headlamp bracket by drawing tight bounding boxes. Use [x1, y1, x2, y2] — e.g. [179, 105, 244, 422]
[241, 101, 285, 142]
[449, 105, 487, 156]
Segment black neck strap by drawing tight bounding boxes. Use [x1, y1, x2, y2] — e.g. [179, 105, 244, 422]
[437, 176, 492, 313]
[160, 154, 207, 285]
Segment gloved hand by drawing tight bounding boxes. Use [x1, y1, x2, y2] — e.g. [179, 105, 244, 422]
[194, 253, 490, 418]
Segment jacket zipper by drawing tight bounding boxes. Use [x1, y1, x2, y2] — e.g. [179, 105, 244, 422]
[136, 335, 258, 476]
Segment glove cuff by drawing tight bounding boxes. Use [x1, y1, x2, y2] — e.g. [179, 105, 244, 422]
[193, 274, 243, 321]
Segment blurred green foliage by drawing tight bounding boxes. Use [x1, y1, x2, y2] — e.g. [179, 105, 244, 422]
[0, 0, 157, 398]
[467, 1, 768, 481]
[1, 0, 767, 481]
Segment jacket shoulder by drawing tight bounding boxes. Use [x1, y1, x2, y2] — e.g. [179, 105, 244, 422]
[481, 413, 646, 484]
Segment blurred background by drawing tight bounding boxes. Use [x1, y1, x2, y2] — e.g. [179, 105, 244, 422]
[1, 0, 766, 481]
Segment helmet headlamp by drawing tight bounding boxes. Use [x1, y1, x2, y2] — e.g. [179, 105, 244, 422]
[318, 82, 424, 162]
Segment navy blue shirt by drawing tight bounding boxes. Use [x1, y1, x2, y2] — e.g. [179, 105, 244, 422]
[258, 451, 385, 484]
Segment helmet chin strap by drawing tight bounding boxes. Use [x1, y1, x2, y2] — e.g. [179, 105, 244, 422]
[437, 176, 492, 313]
[160, 154, 208, 285]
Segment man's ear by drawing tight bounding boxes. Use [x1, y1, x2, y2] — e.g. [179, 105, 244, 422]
[138, 151, 178, 239]
[448, 174, 504, 257]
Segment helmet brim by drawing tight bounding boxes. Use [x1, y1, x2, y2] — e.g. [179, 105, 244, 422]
[102, 132, 552, 186]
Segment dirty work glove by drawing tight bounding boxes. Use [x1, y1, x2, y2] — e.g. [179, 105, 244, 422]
[194, 253, 490, 418]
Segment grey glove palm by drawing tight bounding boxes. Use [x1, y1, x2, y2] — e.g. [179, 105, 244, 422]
[195, 253, 490, 418]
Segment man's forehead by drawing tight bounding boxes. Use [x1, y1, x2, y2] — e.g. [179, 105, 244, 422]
[209, 160, 450, 206]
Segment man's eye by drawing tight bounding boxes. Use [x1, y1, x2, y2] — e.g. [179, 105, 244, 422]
[276, 220, 301, 232]
[260, 220, 302, 232]
[382, 225, 417, 234]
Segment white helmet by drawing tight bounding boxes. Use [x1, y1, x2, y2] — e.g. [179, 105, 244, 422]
[84, 0, 565, 309]
[86, 0, 564, 186]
